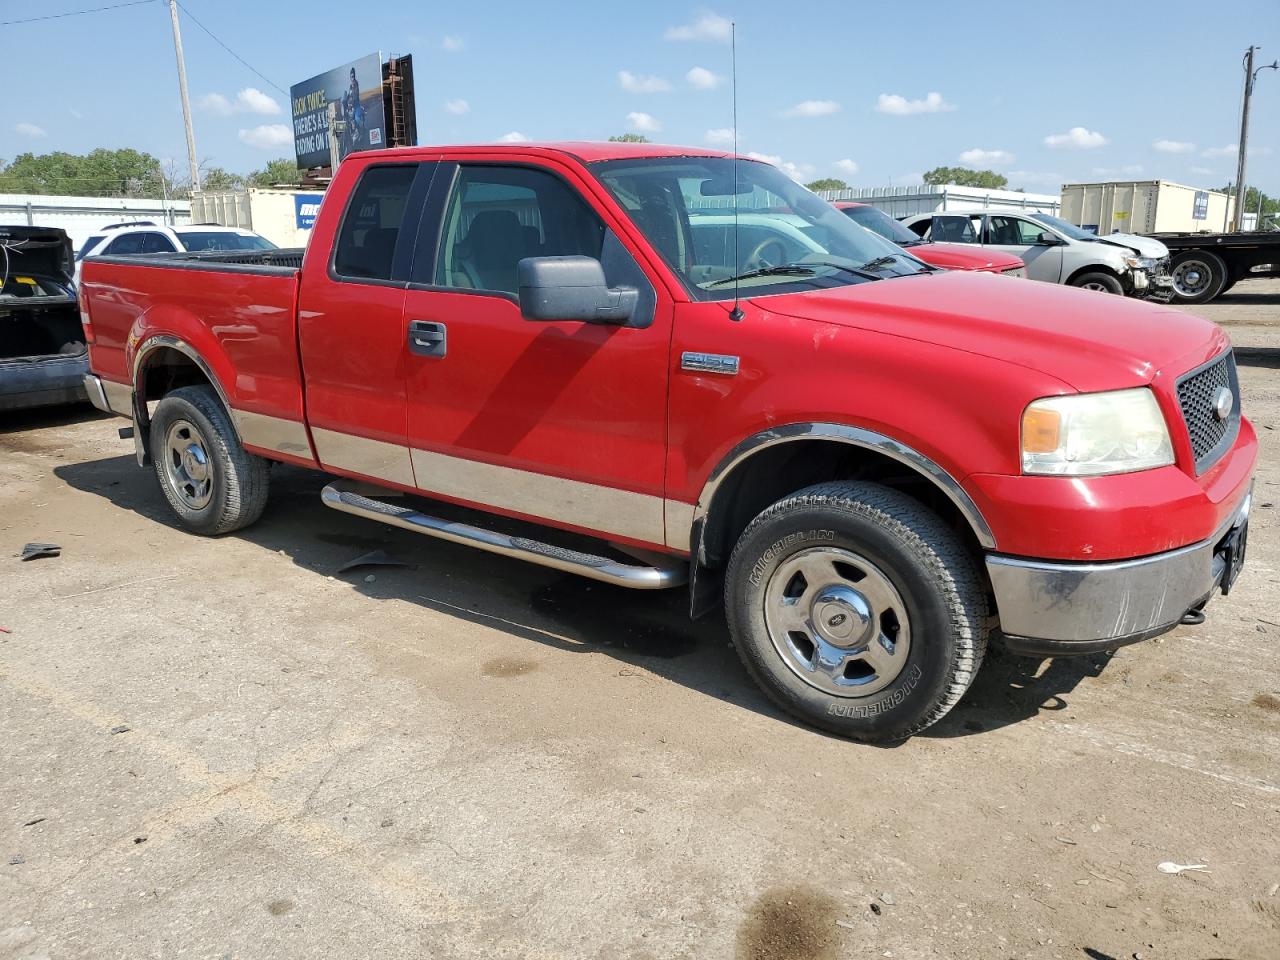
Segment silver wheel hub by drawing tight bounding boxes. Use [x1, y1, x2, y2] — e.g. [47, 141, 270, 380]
[763, 547, 911, 697]
[163, 419, 214, 510]
[1171, 260, 1210, 297]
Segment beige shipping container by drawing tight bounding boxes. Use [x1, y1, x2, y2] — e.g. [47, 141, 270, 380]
[1059, 181, 1235, 235]
[189, 187, 325, 248]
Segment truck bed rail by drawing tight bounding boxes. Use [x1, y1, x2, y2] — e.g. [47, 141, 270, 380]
[89, 248, 305, 276]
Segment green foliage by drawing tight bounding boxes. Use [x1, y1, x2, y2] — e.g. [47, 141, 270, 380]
[607, 133, 651, 143]
[804, 178, 849, 192]
[0, 148, 169, 197]
[248, 159, 303, 187]
[200, 167, 247, 193]
[1215, 183, 1279, 216]
[922, 166, 1009, 189]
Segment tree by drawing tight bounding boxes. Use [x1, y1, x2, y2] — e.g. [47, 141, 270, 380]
[922, 166, 1008, 189]
[200, 167, 248, 193]
[249, 158, 303, 187]
[805, 178, 849, 192]
[0, 148, 168, 197]
[1215, 183, 1278, 218]
[608, 133, 650, 143]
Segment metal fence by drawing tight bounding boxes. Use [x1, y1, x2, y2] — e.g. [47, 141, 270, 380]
[815, 184, 1060, 218]
[0, 193, 192, 248]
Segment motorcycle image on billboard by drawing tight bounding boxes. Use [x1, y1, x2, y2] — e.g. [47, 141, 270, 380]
[289, 53, 387, 170]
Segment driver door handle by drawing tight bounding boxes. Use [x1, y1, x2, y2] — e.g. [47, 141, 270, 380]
[408, 320, 447, 358]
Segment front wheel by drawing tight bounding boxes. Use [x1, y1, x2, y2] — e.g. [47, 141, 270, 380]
[1070, 271, 1124, 295]
[149, 385, 269, 535]
[724, 481, 987, 742]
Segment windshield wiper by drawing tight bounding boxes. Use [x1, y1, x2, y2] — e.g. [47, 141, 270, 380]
[859, 255, 901, 271]
[706, 264, 816, 287]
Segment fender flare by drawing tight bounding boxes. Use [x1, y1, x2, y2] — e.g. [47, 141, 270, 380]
[129, 334, 241, 463]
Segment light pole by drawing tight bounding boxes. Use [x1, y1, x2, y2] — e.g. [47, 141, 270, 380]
[1232, 45, 1278, 232]
[167, 0, 201, 193]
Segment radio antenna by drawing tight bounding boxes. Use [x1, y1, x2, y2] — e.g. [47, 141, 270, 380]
[728, 20, 744, 322]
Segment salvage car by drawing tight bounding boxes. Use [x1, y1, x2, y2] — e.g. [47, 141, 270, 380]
[833, 201, 1026, 275]
[903, 208, 1172, 297]
[0, 226, 87, 410]
[79, 143, 1255, 742]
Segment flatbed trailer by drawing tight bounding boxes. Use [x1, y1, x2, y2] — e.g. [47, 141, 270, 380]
[1151, 230, 1280, 303]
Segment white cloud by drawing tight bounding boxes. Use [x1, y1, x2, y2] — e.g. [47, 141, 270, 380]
[441, 35, 464, 51]
[1189, 165, 1214, 175]
[784, 99, 841, 118]
[958, 148, 1014, 166]
[198, 92, 233, 115]
[199, 88, 281, 116]
[686, 66, 723, 89]
[875, 92, 954, 115]
[746, 152, 812, 182]
[1008, 170, 1064, 188]
[444, 99, 470, 115]
[498, 131, 530, 142]
[236, 87, 281, 116]
[237, 124, 293, 149]
[15, 122, 46, 138]
[705, 127, 735, 144]
[1153, 139, 1195, 154]
[665, 11, 732, 42]
[627, 111, 660, 133]
[1044, 127, 1108, 149]
[1202, 143, 1238, 158]
[834, 158, 859, 176]
[619, 70, 671, 94]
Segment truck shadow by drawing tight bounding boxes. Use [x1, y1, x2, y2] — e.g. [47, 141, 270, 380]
[1233, 346, 1280, 369]
[53, 453, 1106, 742]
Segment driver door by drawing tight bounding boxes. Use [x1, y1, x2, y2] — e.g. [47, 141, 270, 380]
[399, 159, 674, 548]
[984, 215, 1064, 282]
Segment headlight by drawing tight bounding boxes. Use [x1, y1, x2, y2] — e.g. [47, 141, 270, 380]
[1021, 387, 1174, 476]
[1124, 256, 1156, 270]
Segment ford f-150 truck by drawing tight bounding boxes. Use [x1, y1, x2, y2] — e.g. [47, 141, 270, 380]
[79, 142, 1256, 742]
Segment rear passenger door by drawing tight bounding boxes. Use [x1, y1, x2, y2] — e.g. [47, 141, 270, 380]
[983, 215, 1063, 282]
[399, 160, 673, 548]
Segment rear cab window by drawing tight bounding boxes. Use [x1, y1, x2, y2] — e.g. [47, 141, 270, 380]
[332, 165, 420, 281]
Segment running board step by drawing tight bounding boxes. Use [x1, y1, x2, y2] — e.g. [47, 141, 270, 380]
[320, 481, 687, 590]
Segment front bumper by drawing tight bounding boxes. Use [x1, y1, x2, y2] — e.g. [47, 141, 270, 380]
[988, 487, 1251, 656]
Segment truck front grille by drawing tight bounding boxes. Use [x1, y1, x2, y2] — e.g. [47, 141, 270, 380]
[1176, 351, 1240, 474]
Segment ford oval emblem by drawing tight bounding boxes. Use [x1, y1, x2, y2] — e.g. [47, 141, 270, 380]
[1213, 386, 1233, 421]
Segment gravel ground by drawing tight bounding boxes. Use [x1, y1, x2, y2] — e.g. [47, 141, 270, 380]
[1, 281, 1278, 960]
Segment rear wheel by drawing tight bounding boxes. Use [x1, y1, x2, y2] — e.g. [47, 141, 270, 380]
[1070, 271, 1124, 295]
[1170, 250, 1227, 303]
[724, 481, 987, 742]
[149, 385, 269, 535]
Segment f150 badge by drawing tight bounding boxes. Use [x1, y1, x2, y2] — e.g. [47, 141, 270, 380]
[681, 352, 740, 376]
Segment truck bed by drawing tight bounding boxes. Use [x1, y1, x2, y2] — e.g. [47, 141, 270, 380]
[1148, 231, 1280, 248]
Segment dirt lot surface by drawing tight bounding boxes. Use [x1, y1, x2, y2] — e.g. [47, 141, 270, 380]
[2, 281, 1278, 960]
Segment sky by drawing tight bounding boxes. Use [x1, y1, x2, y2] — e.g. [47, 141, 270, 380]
[2, 0, 1278, 198]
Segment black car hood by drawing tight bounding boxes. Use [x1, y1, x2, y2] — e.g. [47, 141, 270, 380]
[0, 226, 74, 286]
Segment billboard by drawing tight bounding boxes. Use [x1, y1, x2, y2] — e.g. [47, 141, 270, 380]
[290, 53, 387, 170]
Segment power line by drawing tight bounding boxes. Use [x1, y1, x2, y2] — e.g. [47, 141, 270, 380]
[0, 0, 154, 26]
[173, 0, 287, 95]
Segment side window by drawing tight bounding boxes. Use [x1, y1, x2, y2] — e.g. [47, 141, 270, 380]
[905, 219, 931, 238]
[435, 166, 605, 296]
[930, 216, 978, 244]
[104, 232, 147, 255]
[141, 233, 177, 254]
[333, 164, 418, 281]
[1014, 218, 1048, 244]
[987, 216, 1043, 245]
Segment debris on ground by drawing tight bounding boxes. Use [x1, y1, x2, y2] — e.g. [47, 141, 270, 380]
[0, 627, 11, 634]
[21, 818, 45, 827]
[338, 549, 409, 573]
[879, 892, 896, 905]
[363, 574, 376, 583]
[109, 725, 131, 735]
[869, 902, 882, 916]
[133, 836, 146, 844]
[19, 542, 60, 561]
[1157, 861, 1209, 874]
[8, 855, 25, 865]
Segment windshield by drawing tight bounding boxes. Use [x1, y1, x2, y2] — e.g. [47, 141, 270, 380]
[1029, 212, 1095, 242]
[840, 204, 920, 245]
[592, 157, 928, 300]
[178, 232, 277, 252]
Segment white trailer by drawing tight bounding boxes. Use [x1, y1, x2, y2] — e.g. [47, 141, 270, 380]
[190, 188, 324, 248]
[1059, 181, 1236, 235]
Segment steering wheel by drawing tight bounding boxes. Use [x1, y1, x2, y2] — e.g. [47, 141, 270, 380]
[743, 237, 788, 271]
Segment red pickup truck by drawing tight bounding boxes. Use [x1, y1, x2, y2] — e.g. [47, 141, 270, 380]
[79, 142, 1256, 742]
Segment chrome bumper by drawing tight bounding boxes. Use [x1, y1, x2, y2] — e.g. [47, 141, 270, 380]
[83, 373, 133, 418]
[988, 490, 1251, 655]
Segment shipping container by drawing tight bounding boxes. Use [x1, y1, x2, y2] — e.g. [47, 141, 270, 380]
[1059, 181, 1236, 235]
[189, 188, 325, 248]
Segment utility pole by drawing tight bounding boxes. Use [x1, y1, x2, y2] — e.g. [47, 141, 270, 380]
[167, 0, 201, 193]
[1233, 45, 1278, 232]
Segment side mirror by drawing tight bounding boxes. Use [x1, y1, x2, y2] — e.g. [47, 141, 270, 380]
[517, 256, 638, 324]
[1037, 232, 1063, 245]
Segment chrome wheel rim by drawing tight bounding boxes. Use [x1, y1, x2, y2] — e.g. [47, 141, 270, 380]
[163, 419, 213, 510]
[762, 546, 911, 697]
[1171, 259, 1212, 298]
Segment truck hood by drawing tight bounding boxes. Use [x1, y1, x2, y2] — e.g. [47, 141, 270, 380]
[1095, 232, 1170, 259]
[756, 270, 1225, 393]
[906, 241, 1023, 273]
